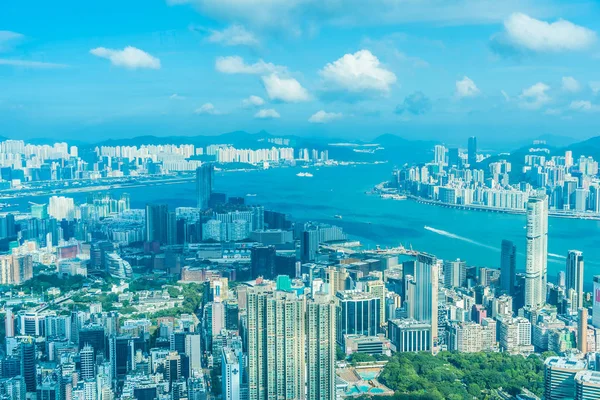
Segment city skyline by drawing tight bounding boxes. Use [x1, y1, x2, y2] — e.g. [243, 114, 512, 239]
[3, 2, 600, 142]
[2, 2, 600, 400]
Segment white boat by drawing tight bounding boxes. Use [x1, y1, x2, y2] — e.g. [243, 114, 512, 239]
[296, 172, 314, 177]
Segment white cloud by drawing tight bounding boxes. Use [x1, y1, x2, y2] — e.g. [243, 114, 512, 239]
[455, 76, 480, 98]
[195, 103, 222, 115]
[168, 0, 564, 32]
[205, 24, 259, 46]
[319, 50, 396, 94]
[215, 56, 285, 74]
[501, 90, 510, 102]
[570, 100, 600, 112]
[561, 76, 581, 93]
[254, 108, 280, 119]
[0, 59, 68, 69]
[496, 13, 596, 53]
[519, 82, 551, 109]
[590, 81, 600, 95]
[242, 95, 265, 107]
[262, 74, 310, 103]
[308, 110, 343, 124]
[170, 93, 186, 100]
[545, 108, 562, 116]
[90, 46, 161, 69]
[0, 31, 24, 52]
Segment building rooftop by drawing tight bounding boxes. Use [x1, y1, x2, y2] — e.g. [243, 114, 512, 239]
[388, 318, 431, 329]
[544, 356, 587, 370]
[336, 290, 377, 301]
[575, 370, 600, 386]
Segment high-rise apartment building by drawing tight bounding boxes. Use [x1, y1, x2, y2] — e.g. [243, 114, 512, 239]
[246, 286, 305, 400]
[306, 293, 336, 400]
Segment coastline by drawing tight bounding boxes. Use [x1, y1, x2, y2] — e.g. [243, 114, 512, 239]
[373, 181, 600, 221]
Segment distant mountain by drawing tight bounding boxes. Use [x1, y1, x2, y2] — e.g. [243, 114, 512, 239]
[476, 141, 558, 182]
[534, 134, 576, 148]
[94, 131, 281, 149]
[560, 135, 600, 160]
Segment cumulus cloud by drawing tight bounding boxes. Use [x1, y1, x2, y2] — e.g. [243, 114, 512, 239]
[203, 24, 259, 47]
[561, 76, 581, 93]
[455, 76, 480, 98]
[319, 50, 396, 95]
[570, 100, 600, 112]
[519, 82, 551, 109]
[215, 56, 285, 74]
[395, 91, 432, 115]
[590, 81, 600, 95]
[0, 31, 24, 52]
[195, 103, 222, 115]
[242, 95, 265, 107]
[308, 110, 343, 123]
[261, 74, 310, 103]
[492, 13, 596, 54]
[90, 46, 161, 69]
[254, 108, 280, 119]
[0, 59, 68, 68]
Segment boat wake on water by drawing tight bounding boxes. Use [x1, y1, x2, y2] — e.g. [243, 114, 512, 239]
[423, 226, 597, 266]
[423, 226, 499, 252]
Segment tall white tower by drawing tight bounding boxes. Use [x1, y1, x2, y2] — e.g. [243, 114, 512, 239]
[525, 196, 548, 309]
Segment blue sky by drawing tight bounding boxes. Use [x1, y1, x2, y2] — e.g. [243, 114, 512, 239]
[2, 0, 600, 145]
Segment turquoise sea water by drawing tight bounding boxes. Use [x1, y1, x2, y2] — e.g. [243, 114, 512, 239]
[9, 163, 600, 285]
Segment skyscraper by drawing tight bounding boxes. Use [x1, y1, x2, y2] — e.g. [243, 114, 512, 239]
[145, 204, 169, 243]
[468, 136, 477, 166]
[434, 145, 447, 165]
[80, 344, 95, 380]
[306, 293, 336, 400]
[20, 338, 36, 393]
[222, 348, 242, 400]
[246, 286, 305, 400]
[566, 250, 584, 310]
[408, 254, 439, 348]
[443, 259, 466, 289]
[578, 308, 588, 354]
[250, 246, 276, 279]
[501, 240, 517, 295]
[525, 196, 548, 309]
[336, 291, 381, 345]
[196, 164, 213, 210]
[448, 148, 460, 168]
[594, 276, 600, 329]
